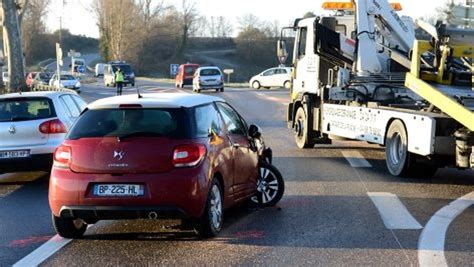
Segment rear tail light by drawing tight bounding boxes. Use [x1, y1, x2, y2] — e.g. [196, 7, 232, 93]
[53, 145, 71, 168]
[172, 144, 207, 167]
[39, 119, 67, 134]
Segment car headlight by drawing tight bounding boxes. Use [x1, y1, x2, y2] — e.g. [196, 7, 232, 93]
[75, 81, 81, 87]
[130, 73, 135, 78]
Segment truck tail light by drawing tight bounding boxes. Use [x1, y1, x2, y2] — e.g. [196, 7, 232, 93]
[53, 145, 71, 168]
[172, 144, 207, 167]
[39, 119, 67, 134]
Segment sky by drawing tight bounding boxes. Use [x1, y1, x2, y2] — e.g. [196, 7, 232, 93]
[46, 0, 456, 39]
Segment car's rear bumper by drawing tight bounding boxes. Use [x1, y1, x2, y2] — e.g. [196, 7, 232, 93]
[0, 153, 53, 173]
[49, 166, 210, 220]
[59, 205, 188, 223]
[196, 83, 224, 90]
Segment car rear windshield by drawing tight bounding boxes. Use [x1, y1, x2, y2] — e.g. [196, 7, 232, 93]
[112, 65, 133, 74]
[67, 108, 191, 140]
[39, 73, 52, 80]
[184, 66, 197, 75]
[200, 69, 221, 76]
[60, 75, 75, 80]
[0, 97, 55, 122]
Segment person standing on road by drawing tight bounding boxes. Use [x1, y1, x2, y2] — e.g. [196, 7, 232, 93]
[115, 68, 125, 96]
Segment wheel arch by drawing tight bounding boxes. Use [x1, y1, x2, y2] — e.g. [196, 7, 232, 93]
[384, 117, 407, 146]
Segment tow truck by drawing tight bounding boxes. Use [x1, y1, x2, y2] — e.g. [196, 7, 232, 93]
[279, 0, 473, 176]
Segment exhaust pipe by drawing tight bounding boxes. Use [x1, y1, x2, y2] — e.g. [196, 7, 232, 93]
[148, 211, 158, 220]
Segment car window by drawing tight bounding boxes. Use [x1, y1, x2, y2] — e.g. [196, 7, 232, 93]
[279, 68, 288, 74]
[0, 97, 55, 122]
[193, 104, 222, 138]
[298, 27, 307, 59]
[67, 108, 190, 140]
[216, 102, 247, 136]
[60, 95, 81, 117]
[184, 66, 197, 75]
[262, 69, 276, 76]
[71, 95, 87, 112]
[199, 69, 221, 76]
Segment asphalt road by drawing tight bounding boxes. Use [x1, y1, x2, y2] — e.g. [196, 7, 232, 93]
[1, 79, 473, 266]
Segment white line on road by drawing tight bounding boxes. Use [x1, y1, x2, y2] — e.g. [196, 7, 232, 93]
[368, 192, 423, 230]
[418, 191, 474, 267]
[341, 150, 372, 168]
[13, 235, 72, 267]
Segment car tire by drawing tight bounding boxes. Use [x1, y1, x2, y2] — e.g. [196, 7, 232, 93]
[252, 81, 261, 89]
[52, 214, 87, 239]
[385, 120, 415, 177]
[284, 80, 291, 89]
[131, 83, 135, 87]
[250, 162, 285, 207]
[294, 107, 314, 149]
[220, 87, 224, 92]
[195, 179, 223, 238]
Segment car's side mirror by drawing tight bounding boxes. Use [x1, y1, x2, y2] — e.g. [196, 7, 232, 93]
[277, 40, 288, 65]
[248, 124, 261, 139]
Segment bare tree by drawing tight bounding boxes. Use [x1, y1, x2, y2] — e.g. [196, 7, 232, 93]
[215, 16, 233, 37]
[177, 0, 198, 58]
[2, 0, 28, 92]
[22, 0, 50, 64]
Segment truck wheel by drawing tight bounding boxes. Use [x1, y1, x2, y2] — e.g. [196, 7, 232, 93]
[294, 107, 314, 149]
[385, 120, 414, 176]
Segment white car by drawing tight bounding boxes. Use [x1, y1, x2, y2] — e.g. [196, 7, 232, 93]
[49, 74, 81, 91]
[192, 66, 224, 93]
[2, 72, 9, 84]
[0, 91, 87, 173]
[249, 67, 292, 89]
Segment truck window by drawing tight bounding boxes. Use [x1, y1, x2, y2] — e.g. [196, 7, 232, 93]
[298, 27, 307, 59]
[335, 25, 347, 35]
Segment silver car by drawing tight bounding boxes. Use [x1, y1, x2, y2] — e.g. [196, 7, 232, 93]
[192, 67, 224, 93]
[0, 91, 87, 173]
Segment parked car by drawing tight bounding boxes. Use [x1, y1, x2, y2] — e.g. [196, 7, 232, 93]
[95, 63, 105, 77]
[192, 66, 224, 93]
[0, 91, 87, 173]
[25, 72, 39, 88]
[175, 63, 199, 88]
[49, 74, 81, 90]
[49, 93, 284, 238]
[103, 61, 135, 87]
[249, 67, 292, 89]
[32, 72, 53, 88]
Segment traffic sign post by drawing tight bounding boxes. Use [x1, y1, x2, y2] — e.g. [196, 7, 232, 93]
[170, 64, 179, 77]
[223, 69, 234, 83]
[56, 43, 62, 88]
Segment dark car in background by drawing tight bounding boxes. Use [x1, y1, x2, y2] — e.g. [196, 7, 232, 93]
[103, 61, 135, 87]
[31, 72, 53, 89]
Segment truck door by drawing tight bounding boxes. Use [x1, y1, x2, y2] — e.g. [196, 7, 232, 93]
[293, 21, 319, 96]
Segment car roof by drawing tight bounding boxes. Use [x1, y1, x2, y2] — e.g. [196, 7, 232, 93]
[88, 93, 224, 109]
[198, 66, 221, 70]
[0, 91, 76, 99]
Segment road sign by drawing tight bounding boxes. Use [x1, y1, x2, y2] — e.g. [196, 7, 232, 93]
[223, 69, 234, 74]
[170, 64, 179, 76]
[77, 66, 85, 73]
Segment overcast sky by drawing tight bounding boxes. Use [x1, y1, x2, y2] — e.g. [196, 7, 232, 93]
[46, 0, 455, 38]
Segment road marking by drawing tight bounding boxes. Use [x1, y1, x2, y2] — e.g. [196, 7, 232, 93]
[13, 235, 72, 267]
[341, 150, 372, 168]
[368, 192, 423, 230]
[418, 192, 474, 267]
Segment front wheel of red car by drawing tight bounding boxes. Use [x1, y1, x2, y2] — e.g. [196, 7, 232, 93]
[52, 214, 87, 239]
[196, 179, 223, 238]
[251, 162, 285, 207]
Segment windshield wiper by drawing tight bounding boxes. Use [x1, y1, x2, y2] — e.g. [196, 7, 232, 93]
[118, 131, 164, 141]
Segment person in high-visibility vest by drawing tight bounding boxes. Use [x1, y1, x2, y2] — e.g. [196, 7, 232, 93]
[115, 68, 125, 96]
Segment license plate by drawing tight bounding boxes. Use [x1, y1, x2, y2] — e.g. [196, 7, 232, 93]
[94, 184, 144, 197]
[0, 150, 30, 159]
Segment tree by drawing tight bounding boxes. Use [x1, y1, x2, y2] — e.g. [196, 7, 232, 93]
[176, 0, 198, 58]
[21, 0, 50, 64]
[2, 0, 28, 92]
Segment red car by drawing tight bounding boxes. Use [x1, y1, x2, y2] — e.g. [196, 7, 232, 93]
[175, 63, 199, 88]
[49, 93, 284, 238]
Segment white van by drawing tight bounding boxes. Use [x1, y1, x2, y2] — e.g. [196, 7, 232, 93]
[95, 63, 105, 77]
